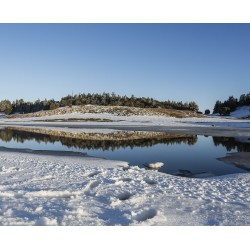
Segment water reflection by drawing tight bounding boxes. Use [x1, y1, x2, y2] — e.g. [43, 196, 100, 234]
[0, 128, 198, 151]
[0, 128, 250, 177]
[213, 137, 250, 152]
[1, 128, 250, 153]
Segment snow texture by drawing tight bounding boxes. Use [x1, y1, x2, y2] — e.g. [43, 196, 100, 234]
[0, 109, 250, 226]
[0, 151, 249, 226]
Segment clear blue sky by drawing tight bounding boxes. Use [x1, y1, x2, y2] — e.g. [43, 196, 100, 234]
[0, 23, 249, 112]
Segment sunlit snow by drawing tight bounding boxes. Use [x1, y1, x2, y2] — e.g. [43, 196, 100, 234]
[0, 151, 249, 226]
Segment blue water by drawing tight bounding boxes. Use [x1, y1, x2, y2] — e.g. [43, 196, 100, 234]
[86, 136, 242, 176]
[0, 129, 249, 177]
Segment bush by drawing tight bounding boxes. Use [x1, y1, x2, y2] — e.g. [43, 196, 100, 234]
[204, 109, 210, 115]
[0, 100, 13, 115]
[49, 103, 60, 110]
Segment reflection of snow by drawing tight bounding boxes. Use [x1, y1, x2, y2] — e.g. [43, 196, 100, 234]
[218, 152, 250, 171]
[235, 137, 250, 143]
[0, 151, 249, 226]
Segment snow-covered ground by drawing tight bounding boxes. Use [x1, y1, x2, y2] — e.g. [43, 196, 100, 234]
[229, 106, 250, 118]
[0, 151, 249, 226]
[2, 111, 250, 129]
[0, 109, 250, 226]
[1, 105, 250, 133]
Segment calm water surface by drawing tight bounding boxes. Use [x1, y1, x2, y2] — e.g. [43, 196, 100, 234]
[0, 128, 249, 178]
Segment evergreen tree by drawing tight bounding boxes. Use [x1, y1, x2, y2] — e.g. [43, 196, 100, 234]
[213, 100, 221, 114]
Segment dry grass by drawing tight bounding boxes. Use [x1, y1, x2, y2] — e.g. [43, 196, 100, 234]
[146, 108, 203, 118]
[8, 105, 204, 119]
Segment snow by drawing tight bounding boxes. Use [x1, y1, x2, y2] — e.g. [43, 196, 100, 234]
[145, 162, 164, 169]
[0, 109, 250, 226]
[213, 106, 250, 119]
[230, 106, 250, 118]
[2, 112, 250, 132]
[0, 151, 249, 226]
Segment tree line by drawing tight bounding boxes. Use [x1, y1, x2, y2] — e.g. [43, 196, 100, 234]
[0, 92, 199, 115]
[213, 92, 250, 115]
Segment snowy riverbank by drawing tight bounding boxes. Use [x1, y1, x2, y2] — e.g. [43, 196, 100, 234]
[1, 110, 250, 140]
[0, 151, 249, 226]
[0, 110, 250, 225]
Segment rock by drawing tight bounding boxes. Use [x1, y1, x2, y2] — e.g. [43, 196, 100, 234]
[144, 162, 164, 169]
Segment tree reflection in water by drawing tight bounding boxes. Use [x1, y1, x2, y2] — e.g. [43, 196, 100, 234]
[0, 128, 198, 151]
[213, 137, 250, 152]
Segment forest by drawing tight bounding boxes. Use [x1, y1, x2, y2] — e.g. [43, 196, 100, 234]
[0, 92, 199, 115]
[213, 92, 250, 115]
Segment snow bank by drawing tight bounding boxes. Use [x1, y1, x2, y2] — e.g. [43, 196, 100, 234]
[230, 106, 250, 118]
[0, 151, 249, 226]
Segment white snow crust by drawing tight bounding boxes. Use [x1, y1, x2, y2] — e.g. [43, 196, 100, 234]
[0, 151, 249, 226]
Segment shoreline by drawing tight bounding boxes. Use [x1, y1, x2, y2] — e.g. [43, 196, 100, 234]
[2, 126, 196, 141]
[0, 150, 249, 226]
[0, 146, 93, 157]
[1, 122, 250, 138]
[0, 117, 250, 226]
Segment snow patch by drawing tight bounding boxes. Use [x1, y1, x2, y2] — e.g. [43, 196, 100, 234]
[230, 106, 250, 118]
